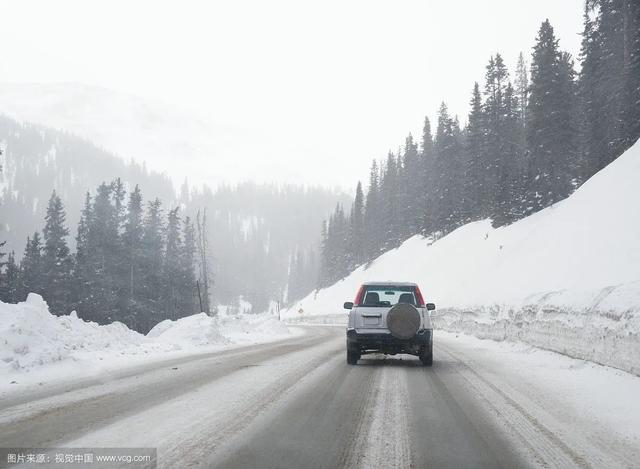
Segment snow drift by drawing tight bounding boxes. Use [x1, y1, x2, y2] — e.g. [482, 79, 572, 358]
[0, 294, 292, 387]
[284, 140, 640, 374]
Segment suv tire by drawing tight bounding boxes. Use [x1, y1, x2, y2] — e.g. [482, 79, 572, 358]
[420, 344, 433, 367]
[347, 348, 360, 365]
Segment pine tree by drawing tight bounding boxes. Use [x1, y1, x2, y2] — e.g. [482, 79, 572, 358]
[336, 204, 349, 278]
[328, 203, 348, 282]
[82, 182, 120, 323]
[515, 52, 530, 123]
[111, 178, 128, 316]
[42, 191, 72, 314]
[363, 160, 381, 259]
[73, 192, 93, 314]
[380, 152, 399, 249]
[318, 220, 330, 288]
[349, 182, 365, 268]
[451, 115, 469, 225]
[121, 185, 145, 329]
[195, 208, 211, 315]
[20, 233, 44, 299]
[141, 198, 165, 330]
[432, 102, 465, 232]
[579, 1, 607, 178]
[493, 82, 525, 226]
[526, 20, 578, 214]
[112, 178, 126, 227]
[419, 117, 435, 233]
[465, 83, 486, 218]
[514, 51, 529, 164]
[319, 203, 352, 286]
[579, 0, 640, 176]
[398, 134, 421, 238]
[1, 252, 20, 303]
[558, 51, 580, 188]
[163, 207, 182, 319]
[178, 216, 198, 315]
[591, 0, 626, 163]
[482, 53, 512, 218]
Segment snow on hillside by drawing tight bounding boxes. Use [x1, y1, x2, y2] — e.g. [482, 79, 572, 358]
[284, 139, 640, 374]
[0, 294, 293, 391]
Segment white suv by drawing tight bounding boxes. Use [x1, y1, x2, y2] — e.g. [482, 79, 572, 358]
[344, 282, 435, 366]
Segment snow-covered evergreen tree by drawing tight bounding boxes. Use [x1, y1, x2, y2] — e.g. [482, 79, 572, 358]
[525, 20, 578, 214]
[349, 182, 365, 268]
[42, 191, 72, 314]
[20, 233, 44, 299]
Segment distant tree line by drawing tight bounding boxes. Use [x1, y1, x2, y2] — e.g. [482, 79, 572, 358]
[0, 179, 209, 333]
[319, 3, 640, 287]
[186, 183, 348, 309]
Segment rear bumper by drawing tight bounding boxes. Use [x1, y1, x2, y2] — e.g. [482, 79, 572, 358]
[347, 329, 432, 355]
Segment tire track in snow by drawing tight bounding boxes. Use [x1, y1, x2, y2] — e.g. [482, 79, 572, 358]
[436, 343, 605, 468]
[355, 361, 412, 469]
[211, 353, 381, 469]
[131, 342, 345, 468]
[333, 362, 380, 469]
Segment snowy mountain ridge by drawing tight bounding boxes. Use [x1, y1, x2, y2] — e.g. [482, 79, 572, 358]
[0, 82, 349, 189]
[0, 83, 244, 188]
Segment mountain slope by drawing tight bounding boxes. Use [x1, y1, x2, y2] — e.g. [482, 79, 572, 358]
[0, 114, 175, 256]
[288, 139, 640, 313]
[0, 83, 218, 186]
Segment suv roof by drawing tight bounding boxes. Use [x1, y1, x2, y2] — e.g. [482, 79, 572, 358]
[361, 281, 418, 287]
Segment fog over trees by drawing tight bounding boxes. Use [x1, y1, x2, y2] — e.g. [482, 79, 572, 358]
[0, 116, 348, 329]
[319, 3, 640, 287]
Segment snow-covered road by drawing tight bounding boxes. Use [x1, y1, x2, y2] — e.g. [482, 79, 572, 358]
[1, 326, 638, 468]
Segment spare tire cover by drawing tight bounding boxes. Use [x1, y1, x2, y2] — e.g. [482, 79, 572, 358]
[386, 303, 421, 339]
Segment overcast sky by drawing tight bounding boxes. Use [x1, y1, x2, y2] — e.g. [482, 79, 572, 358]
[0, 0, 584, 190]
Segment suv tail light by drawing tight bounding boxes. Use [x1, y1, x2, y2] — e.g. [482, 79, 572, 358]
[354, 285, 366, 306]
[414, 286, 425, 307]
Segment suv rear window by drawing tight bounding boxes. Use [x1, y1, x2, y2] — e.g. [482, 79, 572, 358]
[358, 285, 416, 307]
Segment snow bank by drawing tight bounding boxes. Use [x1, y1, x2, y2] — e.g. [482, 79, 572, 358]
[434, 282, 640, 376]
[148, 311, 291, 348]
[148, 314, 231, 348]
[284, 140, 640, 374]
[0, 294, 146, 372]
[0, 294, 292, 387]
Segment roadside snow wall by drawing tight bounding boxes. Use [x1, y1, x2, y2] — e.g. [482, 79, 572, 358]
[434, 281, 640, 376]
